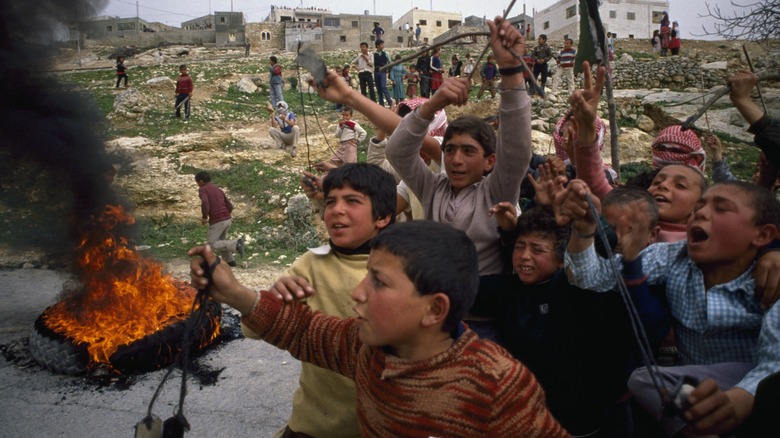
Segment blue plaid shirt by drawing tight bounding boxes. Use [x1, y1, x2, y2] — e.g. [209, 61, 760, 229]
[564, 240, 780, 394]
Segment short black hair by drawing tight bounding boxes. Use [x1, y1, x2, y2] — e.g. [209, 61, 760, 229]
[360, 42, 369, 48]
[711, 181, 780, 228]
[565, 37, 574, 45]
[270, 55, 278, 63]
[603, 186, 659, 230]
[194, 170, 211, 183]
[322, 163, 396, 225]
[375, 39, 384, 47]
[442, 116, 496, 156]
[514, 206, 569, 262]
[539, 34, 547, 41]
[371, 221, 479, 333]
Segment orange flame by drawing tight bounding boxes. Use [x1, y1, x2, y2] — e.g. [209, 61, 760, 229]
[42, 205, 219, 366]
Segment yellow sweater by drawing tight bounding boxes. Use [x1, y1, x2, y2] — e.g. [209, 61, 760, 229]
[243, 245, 367, 437]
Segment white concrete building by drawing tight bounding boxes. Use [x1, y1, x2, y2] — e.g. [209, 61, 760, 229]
[393, 8, 463, 46]
[533, 0, 669, 43]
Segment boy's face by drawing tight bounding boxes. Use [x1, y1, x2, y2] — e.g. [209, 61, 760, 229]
[512, 232, 562, 284]
[687, 185, 764, 265]
[341, 110, 353, 121]
[324, 184, 390, 249]
[603, 202, 658, 256]
[376, 42, 384, 50]
[537, 37, 545, 46]
[647, 165, 703, 224]
[442, 133, 496, 194]
[564, 40, 572, 49]
[180, 67, 188, 75]
[352, 248, 432, 355]
[360, 45, 368, 53]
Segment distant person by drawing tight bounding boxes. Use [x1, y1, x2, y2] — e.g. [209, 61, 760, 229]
[405, 64, 419, 98]
[389, 55, 407, 106]
[448, 54, 462, 77]
[551, 37, 576, 95]
[606, 32, 615, 61]
[532, 34, 552, 97]
[415, 23, 422, 45]
[373, 40, 392, 107]
[660, 20, 671, 56]
[315, 107, 367, 172]
[669, 21, 681, 55]
[651, 30, 661, 54]
[429, 47, 444, 95]
[115, 56, 128, 88]
[372, 23, 384, 41]
[175, 64, 193, 122]
[352, 42, 376, 102]
[269, 55, 284, 108]
[476, 54, 499, 99]
[269, 101, 299, 157]
[416, 47, 431, 98]
[194, 171, 243, 268]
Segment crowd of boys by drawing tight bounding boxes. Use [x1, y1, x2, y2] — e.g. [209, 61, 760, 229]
[159, 12, 780, 438]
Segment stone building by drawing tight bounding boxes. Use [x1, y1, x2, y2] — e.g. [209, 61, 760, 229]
[263, 6, 404, 51]
[70, 15, 167, 42]
[393, 8, 463, 47]
[533, 0, 669, 43]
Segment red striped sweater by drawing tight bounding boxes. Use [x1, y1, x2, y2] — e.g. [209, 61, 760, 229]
[243, 291, 569, 437]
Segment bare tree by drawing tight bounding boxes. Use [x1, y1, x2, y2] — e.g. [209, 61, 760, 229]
[694, 0, 779, 42]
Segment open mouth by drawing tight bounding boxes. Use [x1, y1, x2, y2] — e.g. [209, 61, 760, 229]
[654, 195, 670, 204]
[689, 226, 709, 243]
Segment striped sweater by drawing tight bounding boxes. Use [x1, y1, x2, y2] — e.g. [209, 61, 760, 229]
[559, 48, 576, 68]
[243, 291, 569, 437]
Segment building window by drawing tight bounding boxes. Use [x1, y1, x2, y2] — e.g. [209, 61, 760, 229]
[419, 20, 427, 25]
[340, 35, 347, 42]
[118, 22, 135, 31]
[370, 35, 375, 42]
[220, 16, 226, 23]
[106, 26, 113, 32]
[261, 31, 271, 41]
[610, 10, 616, 18]
[628, 34, 634, 39]
[397, 36, 403, 43]
[566, 6, 576, 18]
[352, 21, 358, 28]
[323, 17, 339, 27]
[436, 21, 442, 27]
[543, 21, 549, 30]
[652, 11, 664, 24]
[228, 32, 236, 42]
[627, 12, 636, 20]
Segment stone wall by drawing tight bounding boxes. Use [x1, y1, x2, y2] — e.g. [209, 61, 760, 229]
[610, 55, 730, 89]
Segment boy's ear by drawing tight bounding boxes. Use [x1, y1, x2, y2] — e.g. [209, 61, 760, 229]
[752, 224, 778, 248]
[375, 214, 392, 230]
[421, 293, 450, 328]
[483, 153, 497, 173]
[648, 225, 660, 245]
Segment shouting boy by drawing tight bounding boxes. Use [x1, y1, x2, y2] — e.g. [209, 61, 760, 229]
[560, 178, 780, 436]
[188, 220, 567, 437]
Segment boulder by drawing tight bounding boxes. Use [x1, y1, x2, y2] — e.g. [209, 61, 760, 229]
[236, 77, 258, 93]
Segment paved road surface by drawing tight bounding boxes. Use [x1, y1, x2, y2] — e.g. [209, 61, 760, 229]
[0, 268, 300, 438]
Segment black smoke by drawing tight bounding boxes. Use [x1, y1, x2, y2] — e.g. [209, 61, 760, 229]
[0, 1, 131, 264]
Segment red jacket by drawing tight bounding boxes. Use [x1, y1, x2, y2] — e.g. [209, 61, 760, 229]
[176, 74, 193, 95]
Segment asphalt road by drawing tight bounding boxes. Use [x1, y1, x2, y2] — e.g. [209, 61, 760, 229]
[0, 268, 300, 438]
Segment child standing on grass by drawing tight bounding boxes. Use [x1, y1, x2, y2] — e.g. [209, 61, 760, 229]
[269, 55, 284, 108]
[188, 220, 567, 437]
[389, 55, 407, 107]
[175, 64, 193, 122]
[405, 65, 419, 98]
[315, 107, 367, 172]
[115, 56, 128, 88]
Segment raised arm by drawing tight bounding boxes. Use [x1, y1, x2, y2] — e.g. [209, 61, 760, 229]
[570, 62, 613, 199]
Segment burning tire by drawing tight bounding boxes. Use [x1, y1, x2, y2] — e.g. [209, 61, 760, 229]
[29, 316, 89, 375]
[29, 300, 222, 375]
